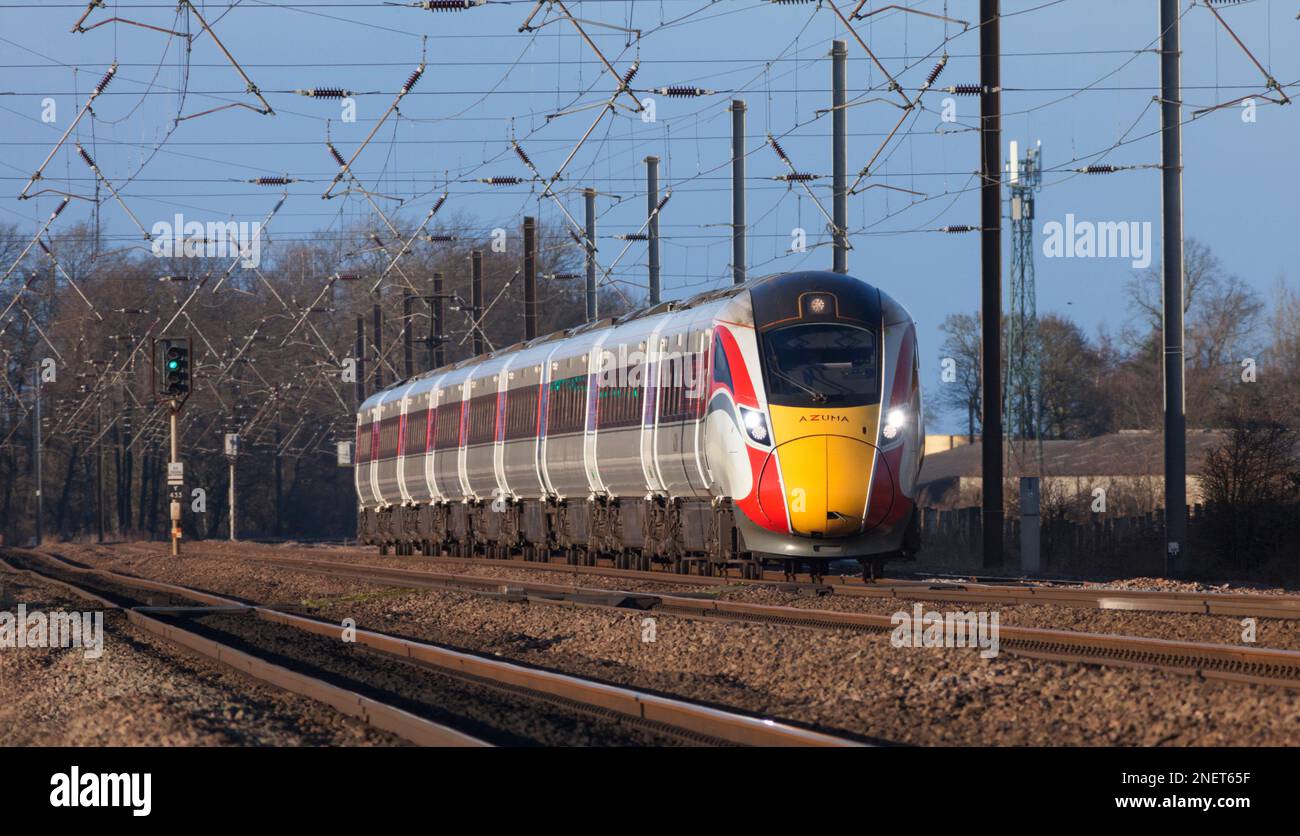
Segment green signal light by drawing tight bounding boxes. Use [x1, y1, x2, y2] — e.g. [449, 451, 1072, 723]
[167, 360, 180, 370]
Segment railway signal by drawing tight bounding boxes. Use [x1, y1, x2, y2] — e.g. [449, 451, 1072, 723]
[152, 335, 194, 555]
[153, 337, 192, 401]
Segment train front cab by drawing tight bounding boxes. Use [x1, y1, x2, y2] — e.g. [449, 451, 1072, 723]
[730, 272, 920, 575]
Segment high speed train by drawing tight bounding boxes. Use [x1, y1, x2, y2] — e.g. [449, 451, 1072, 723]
[355, 270, 922, 579]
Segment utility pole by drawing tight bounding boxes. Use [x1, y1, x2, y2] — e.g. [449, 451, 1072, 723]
[980, 0, 1003, 568]
[470, 250, 484, 356]
[95, 398, 104, 543]
[372, 303, 383, 390]
[646, 155, 661, 305]
[731, 99, 747, 285]
[403, 292, 414, 379]
[832, 40, 848, 274]
[32, 366, 42, 547]
[523, 215, 538, 341]
[1160, 0, 1187, 575]
[229, 455, 237, 542]
[584, 188, 598, 321]
[432, 272, 446, 367]
[354, 315, 366, 405]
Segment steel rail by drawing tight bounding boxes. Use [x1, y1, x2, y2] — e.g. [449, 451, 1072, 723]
[239, 553, 1300, 691]
[0, 555, 486, 747]
[10, 550, 860, 747]
[345, 550, 1300, 620]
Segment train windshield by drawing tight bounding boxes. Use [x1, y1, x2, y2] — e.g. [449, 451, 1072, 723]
[760, 323, 879, 407]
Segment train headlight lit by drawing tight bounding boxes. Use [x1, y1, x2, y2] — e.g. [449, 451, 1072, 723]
[740, 406, 770, 445]
[882, 407, 906, 440]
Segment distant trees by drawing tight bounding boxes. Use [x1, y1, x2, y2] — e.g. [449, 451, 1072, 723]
[934, 238, 1295, 441]
[0, 215, 621, 545]
[1200, 389, 1300, 574]
[935, 312, 981, 439]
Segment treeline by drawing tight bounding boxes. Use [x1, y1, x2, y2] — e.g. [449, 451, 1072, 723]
[934, 238, 1300, 576]
[0, 216, 624, 546]
[935, 239, 1300, 439]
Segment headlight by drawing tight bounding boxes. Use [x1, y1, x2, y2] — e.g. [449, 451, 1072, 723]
[882, 407, 906, 440]
[739, 406, 770, 445]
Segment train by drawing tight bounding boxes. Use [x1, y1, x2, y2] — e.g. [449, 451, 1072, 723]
[355, 269, 923, 580]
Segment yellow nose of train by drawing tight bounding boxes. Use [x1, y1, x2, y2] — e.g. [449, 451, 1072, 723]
[762, 405, 882, 536]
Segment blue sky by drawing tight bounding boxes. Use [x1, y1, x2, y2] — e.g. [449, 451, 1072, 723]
[1, 1, 1296, 431]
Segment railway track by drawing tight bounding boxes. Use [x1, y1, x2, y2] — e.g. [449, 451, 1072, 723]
[0, 549, 862, 748]
[240, 552, 1300, 692]
[371, 550, 1300, 620]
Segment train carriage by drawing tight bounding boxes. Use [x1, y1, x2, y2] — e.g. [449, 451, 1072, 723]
[356, 270, 922, 577]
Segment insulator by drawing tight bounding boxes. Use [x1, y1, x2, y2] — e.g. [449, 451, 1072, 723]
[514, 143, 535, 169]
[78, 146, 97, 169]
[939, 225, 978, 234]
[51, 198, 70, 219]
[299, 87, 348, 99]
[402, 66, 424, 94]
[1079, 165, 1119, 174]
[430, 194, 447, 214]
[656, 86, 711, 98]
[422, 0, 481, 8]
[616, 233, 648, 241]
[768, 0, 816, 4]
[947, 84, 984, 96]
[768, 136, 790, 162]
[251, 176, 294, 185]
[426, 234, 456, 242]
[654, 194, 670, 212]
[777, 172, 817, 182]
[922, 56, 948, 91]
[94, 64, 117, 95]
[38, 239, 52, 256]
[621, 62, 639, 88]
[327, 143, 347, 167]
[480, 176, 523, 185]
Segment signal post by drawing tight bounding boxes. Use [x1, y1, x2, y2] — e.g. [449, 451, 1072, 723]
[153, 336, 192, 555]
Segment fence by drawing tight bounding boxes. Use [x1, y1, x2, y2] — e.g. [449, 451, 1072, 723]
[916, 503, 1300, 582]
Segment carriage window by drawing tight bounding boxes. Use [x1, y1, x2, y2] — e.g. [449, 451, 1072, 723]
[547, 374, 588, 435]
[377, 416, 401, 459]
[659, 353, 705, 422]
[466, 392, 498, 446]
[403, 408, 428, 456]
[505, 386, 540, 441]
[760, 323, 879, 407]
[434, 400, 462, 450]
[356, 423, 372, 461]
[711, 333, 733, 390]
[597, 365, 644, 430]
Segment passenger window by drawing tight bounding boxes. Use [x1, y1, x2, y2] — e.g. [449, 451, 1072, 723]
[712, 333, 733, 390]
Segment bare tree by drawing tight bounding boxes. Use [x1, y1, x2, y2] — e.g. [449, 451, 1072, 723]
[935, 313, 981, 440]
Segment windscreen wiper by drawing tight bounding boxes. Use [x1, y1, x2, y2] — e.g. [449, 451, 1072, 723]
[768, 366, 828, 402]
